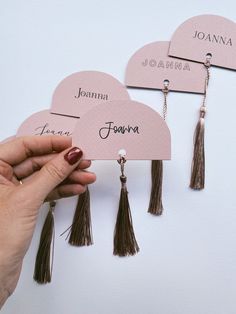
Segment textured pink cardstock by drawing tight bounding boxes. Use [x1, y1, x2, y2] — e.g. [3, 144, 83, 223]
[17, 110, 77, 137]
[72, 100, 171, 160]
[169, 15, 236, 70]
[125, 41, 206, 94]
[51, 71, 130, 118]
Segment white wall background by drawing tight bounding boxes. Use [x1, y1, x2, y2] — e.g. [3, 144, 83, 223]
[1, 1, 236, 313]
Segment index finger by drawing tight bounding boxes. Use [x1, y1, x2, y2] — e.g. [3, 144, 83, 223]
[0, 135, 72, 166]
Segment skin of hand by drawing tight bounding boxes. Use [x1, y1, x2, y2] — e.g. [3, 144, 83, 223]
[0, 135, 96, 308]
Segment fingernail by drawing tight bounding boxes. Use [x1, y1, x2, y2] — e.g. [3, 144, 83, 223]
[64, 147, 83, 165]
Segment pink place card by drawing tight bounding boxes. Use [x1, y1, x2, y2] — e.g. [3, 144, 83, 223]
[169, 15, 236, 70]
[72, 100, 171, 160]
[17, 110, 78, 137]
[125, 41, 206, 94]
[50, 71, 130, 118]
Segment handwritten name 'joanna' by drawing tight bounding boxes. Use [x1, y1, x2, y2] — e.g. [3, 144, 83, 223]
[75, 87, 108, 101]
[34, 123, 72, 136]
[99, 122, 140, 139]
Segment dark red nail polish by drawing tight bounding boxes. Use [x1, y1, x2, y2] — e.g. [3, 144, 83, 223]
[64, 147, 83, 165]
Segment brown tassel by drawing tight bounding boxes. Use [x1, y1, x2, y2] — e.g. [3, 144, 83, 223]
[33, 201, 55, 284]
[113, 172, 139, 257]
[190, 106, 206, 190]
[67, 187, 93, 246]
[147, 81, 167, 215]
[148, 160, 164, 215]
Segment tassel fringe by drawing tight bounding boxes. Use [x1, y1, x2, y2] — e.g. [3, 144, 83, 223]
[33, 201, 55, 284]
[68, 187, 93, 246]
[113, 175, 139, 257]
[190, 107, 206, 190]
[148, 160, 164, 215]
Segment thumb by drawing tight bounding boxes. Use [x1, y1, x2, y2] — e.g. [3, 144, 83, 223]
[23, 147, 83, 201]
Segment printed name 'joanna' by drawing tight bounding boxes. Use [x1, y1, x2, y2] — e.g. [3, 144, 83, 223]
[142, 59, 190, 71]
[34, 123, 72, 136]
[193, 30, 233, 46]
[99, 121, 140, 139]
[75, 87, 108, 100]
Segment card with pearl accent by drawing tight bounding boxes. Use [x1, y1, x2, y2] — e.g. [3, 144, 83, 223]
[72, 99, 171, 160]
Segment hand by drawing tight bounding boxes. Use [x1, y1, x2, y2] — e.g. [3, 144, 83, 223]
[0, 136, 96, 308]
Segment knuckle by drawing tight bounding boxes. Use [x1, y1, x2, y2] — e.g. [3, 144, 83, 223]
[31, 158, 41, 172]
[43, 162, 67, 182]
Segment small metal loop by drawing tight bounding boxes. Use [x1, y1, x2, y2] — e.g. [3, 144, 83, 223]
[117, 156, 126, 177]
[19, 180, 23, 185]
[162, 79, 169, 94]
[162, 87, 169, 95]
[204, 53, 212, 68]
[117, 156, 126, 164]
[50, 201, 56, 212]
[204, 59, 211, 68]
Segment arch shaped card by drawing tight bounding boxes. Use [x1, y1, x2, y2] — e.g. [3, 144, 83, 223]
[169, 15, 236, 70]
[125, 41, 205, 94]
[51, 71, 130, 118]
[72, 100, 171, 160]
[17, 110, 77, 137]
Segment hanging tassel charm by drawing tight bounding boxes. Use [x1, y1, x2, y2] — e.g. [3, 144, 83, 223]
[65, 187, 93, 246]
[33, 201, 56, 284]
[148, 80, 168, 215]
[190, 55, 210, 190]
[113, 156, 139, 256]
[190, 106, 206, 190]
